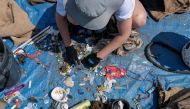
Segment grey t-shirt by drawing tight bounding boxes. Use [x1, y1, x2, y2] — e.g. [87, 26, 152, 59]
[56, 0, 135, 21]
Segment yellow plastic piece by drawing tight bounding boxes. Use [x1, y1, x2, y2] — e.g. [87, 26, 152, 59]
[71, 100, 91, 109]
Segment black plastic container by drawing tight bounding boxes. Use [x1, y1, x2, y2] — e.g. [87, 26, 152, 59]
[0, 38, 21, 91]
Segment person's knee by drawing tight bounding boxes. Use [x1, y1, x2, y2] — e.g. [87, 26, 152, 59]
[137, 14, 147, 27]
[133, 13, 147, 28]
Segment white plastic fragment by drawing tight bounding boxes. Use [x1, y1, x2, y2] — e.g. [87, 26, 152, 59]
[79, 83, 86, 86]
[43, 94, 49, 104]
[65, 88, 70, 95]
[10, 105, 16, 109]
[33, 103, 38, 109]
[28, 80, 32, 89]
[64, 77, 74, 87]
[51, 87, 68, 102]
[86, 44, 92, 52]
[103, 79, 116, 92]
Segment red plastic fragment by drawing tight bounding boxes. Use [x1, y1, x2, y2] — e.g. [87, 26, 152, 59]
[104, 65, 127, 80]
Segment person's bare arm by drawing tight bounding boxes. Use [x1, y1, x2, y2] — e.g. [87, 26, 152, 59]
[56, 12, 71, 47]
[97, 18, 132, 59]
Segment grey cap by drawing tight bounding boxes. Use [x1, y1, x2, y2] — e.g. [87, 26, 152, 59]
[65, 0, 124, 30]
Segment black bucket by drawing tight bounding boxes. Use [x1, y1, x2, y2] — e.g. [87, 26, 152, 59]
[0, 38, 22, 91]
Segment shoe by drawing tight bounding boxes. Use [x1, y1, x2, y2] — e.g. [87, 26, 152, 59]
[115, 30, 143, 56]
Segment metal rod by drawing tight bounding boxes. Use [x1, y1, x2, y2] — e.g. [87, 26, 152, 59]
[13, 26, 51, 53]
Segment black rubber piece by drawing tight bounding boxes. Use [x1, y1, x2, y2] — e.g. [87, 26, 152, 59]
[0, 38, 22, 91]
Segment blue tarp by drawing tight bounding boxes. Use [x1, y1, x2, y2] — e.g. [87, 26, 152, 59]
[1, 0, 190, 109]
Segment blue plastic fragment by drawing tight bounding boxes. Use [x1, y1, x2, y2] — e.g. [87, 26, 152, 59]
[78, 89, 84, 95]
[147, 87, 155, 94]
[139, 86, 146, 93]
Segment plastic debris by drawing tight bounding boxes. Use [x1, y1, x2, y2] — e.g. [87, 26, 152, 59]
[15, 50, 43, 65]
[79, 83, 86, 86]
[80, 44, 92, 59]
[50, 100, 69, 109]
[28, 96, 38, 103]
[138, 94, 150, 100]
[11, 105, 17, 109]
[96, 86, 107, 92]
[18, 54, 26, 63]
[83, 44, 92, 57]
[113, 86, 127, 90]
[104, 65, 127, 80]
[13, 99, 21, 108]
[26, 103, 38, 109]
[83, 73, 95, 85]
[139, 86, 146, 93]
[78, 89, 84, 95]
[71, 100, 91, 109]
[86, 87, 91, 92]
[51, 87, 69, 102]
[11, 99, 21, 109]
[28, 95, 50, 104]
[43, 94, 49, 104]
[147, 87, 155, 94]
[133, 98, 141, 109]
[65, 88, 70, 95]
[25, 103, 33, 109]
[94, 92, 107, 103]
[56, 53, 64, 64]
[3, 91, 20, 103]
[59, 62, 72, 76]
[84, 73, 95, 85]
[72, 40, 94, 60]
[103, 79, 116, 92]
[28, 80, 32, 89]
[71, 41, 87, 60]
[62, 103, 69, 109]
[17, 92, 26, 101]
[4, 84, 24, 96]
[64, 77, 74, 87]
[100, 69, 106, 76]
[93, 65, 103, 73]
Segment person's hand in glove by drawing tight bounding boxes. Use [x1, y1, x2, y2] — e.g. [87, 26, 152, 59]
[65, 46, 79, 65]
[81, 53, 101, 69]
